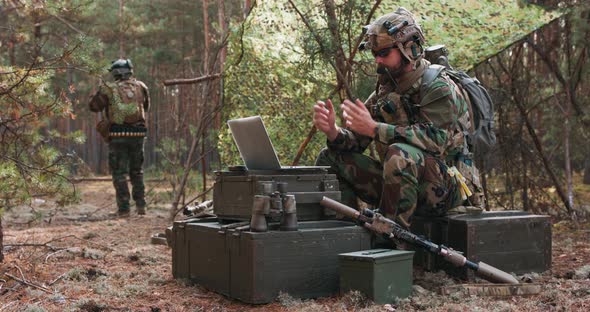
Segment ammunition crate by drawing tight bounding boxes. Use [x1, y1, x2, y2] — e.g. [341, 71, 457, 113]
[170, 219, 372, 304]
[213, 167, 341, 222]
[339, 249, 414, 304]
[411, 211, 552, 279]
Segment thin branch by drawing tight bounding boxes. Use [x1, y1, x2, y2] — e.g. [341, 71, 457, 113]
[346, 0, 382, 71]
[50, 14, 85, 35]
[4, 273, 53, 294]
[48, 273, 65, 286]
[163, 73, 221, 86]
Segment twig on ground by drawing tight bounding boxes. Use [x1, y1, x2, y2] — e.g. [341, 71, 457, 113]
[0, 301, 19, 312]
[48, 272, 65, 286]
[71, 177, 165, 183]
[13, 265, 26, 282]
[4, 273, 53, 294]
[44, 249, 68, 263]
[6, 234, 113, 252]
[4, 242, 62, 251]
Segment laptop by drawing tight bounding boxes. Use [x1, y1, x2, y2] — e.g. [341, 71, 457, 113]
[227, 116, 328, 171]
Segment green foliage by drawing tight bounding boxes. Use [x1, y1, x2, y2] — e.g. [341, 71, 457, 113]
[0, 3, 97, 213]
[154, 136, 202, 200]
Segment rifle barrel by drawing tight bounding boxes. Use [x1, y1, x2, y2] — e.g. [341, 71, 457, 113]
[320, 196, 519, 284]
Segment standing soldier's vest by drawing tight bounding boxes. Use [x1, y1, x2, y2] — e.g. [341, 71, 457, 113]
[107, 78, 146, 126]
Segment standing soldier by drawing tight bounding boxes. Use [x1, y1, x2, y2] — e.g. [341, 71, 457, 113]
[89, 59, 150, 217]
[313, 7, 483, 228]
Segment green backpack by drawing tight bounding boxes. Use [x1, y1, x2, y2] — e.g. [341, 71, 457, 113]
[103, 78, 146, 125]
[421, 64, 497, 155]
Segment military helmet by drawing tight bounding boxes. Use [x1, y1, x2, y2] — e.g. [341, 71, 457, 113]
[360, 7, 426, 67]
[109, 59, 133, 80]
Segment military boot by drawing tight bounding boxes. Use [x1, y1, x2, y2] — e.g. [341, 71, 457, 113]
[118, 200, 131, 217]
[136, 204, 146, 215]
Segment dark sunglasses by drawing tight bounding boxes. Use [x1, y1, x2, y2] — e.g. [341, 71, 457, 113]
[371, 46, 396, 58]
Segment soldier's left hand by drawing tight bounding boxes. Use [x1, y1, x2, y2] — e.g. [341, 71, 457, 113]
[341, 99, 377, 138]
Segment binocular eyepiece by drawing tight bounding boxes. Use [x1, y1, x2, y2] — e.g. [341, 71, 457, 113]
[249, 182, 298, 232]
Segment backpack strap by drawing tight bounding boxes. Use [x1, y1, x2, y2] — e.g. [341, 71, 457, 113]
[421, 65, 474, 157]
[420, 64, 445, 100]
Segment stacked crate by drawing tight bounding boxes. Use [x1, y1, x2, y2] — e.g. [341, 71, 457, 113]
[169, 167, 373, 304]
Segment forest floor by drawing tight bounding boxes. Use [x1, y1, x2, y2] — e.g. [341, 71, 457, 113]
[1, 179, 590, 312]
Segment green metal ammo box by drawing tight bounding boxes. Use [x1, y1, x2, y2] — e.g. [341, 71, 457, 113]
[339, 249, 415, 304]
[411, 211, 551, 280]
[169, 219, 372, 303]
[213, 166, 340, 222]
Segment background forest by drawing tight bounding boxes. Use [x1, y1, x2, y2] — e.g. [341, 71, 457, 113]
[1, 0, 590, 239]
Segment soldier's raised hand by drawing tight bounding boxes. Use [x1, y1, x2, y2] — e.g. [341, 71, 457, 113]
[341, 99, 377, 138]
[313, 99, 339, 141]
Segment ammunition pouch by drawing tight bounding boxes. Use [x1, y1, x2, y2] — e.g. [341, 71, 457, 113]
[89, 92, 109, 113]
[96, 119, 111, 143]
[456, 159, 485, 208]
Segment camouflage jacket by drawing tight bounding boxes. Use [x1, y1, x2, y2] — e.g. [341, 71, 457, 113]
[328, 60, 470, 163]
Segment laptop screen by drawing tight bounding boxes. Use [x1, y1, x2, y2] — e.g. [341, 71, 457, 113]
[227, 116, 282, 170]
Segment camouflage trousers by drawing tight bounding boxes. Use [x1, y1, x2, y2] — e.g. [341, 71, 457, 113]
[316, 143, 462, 227]
[108, 137, 146, 212]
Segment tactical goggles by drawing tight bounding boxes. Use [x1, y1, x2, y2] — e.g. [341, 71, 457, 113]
[372, 46, 397, 58]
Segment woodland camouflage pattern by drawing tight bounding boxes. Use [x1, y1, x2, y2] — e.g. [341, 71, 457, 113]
[89, 76, 150, 214]
[317, 58, 483, 228]
[109, 137, 146, 212]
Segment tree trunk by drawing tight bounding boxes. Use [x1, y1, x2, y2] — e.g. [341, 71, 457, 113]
[119, 0, 125, 57]
[0, 218, 4, 262]
[564, 116, 574, 209]
[203, 0, 210, 74]
[584, 158, 590, 185]
[216, 0, 227, 130]
[201, 0, 210, 200]
[521, 140, 529, 212]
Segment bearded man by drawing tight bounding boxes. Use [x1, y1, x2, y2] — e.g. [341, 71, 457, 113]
[313, 7, 482, 228]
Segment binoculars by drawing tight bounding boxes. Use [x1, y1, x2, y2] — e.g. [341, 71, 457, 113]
[250, 182, 298, 232]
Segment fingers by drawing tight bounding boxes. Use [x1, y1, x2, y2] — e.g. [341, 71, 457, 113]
[313, 100, 335, 133]
[325, 99, 334, 112]
[342, 100, 365, 124]
[341, 99, 366, 116]
[355, 98, 364, 108]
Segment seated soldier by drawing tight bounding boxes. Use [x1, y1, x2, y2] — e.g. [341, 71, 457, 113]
[312, 7, 483, 228]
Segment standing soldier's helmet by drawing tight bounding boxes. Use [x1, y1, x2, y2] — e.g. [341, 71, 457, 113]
[360, 7, 426, 69]
[109, 59, 134, 80]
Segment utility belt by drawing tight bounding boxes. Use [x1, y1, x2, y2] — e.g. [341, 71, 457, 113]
[109, 124, 147, 137]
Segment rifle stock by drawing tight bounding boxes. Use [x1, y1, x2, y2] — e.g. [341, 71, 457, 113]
[320, 197, 519, 284]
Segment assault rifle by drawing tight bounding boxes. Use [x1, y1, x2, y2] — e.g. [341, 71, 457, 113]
[320, 197, 519, 284]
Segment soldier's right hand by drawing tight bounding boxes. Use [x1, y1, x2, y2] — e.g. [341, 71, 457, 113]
[313, 99, 339, 141]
